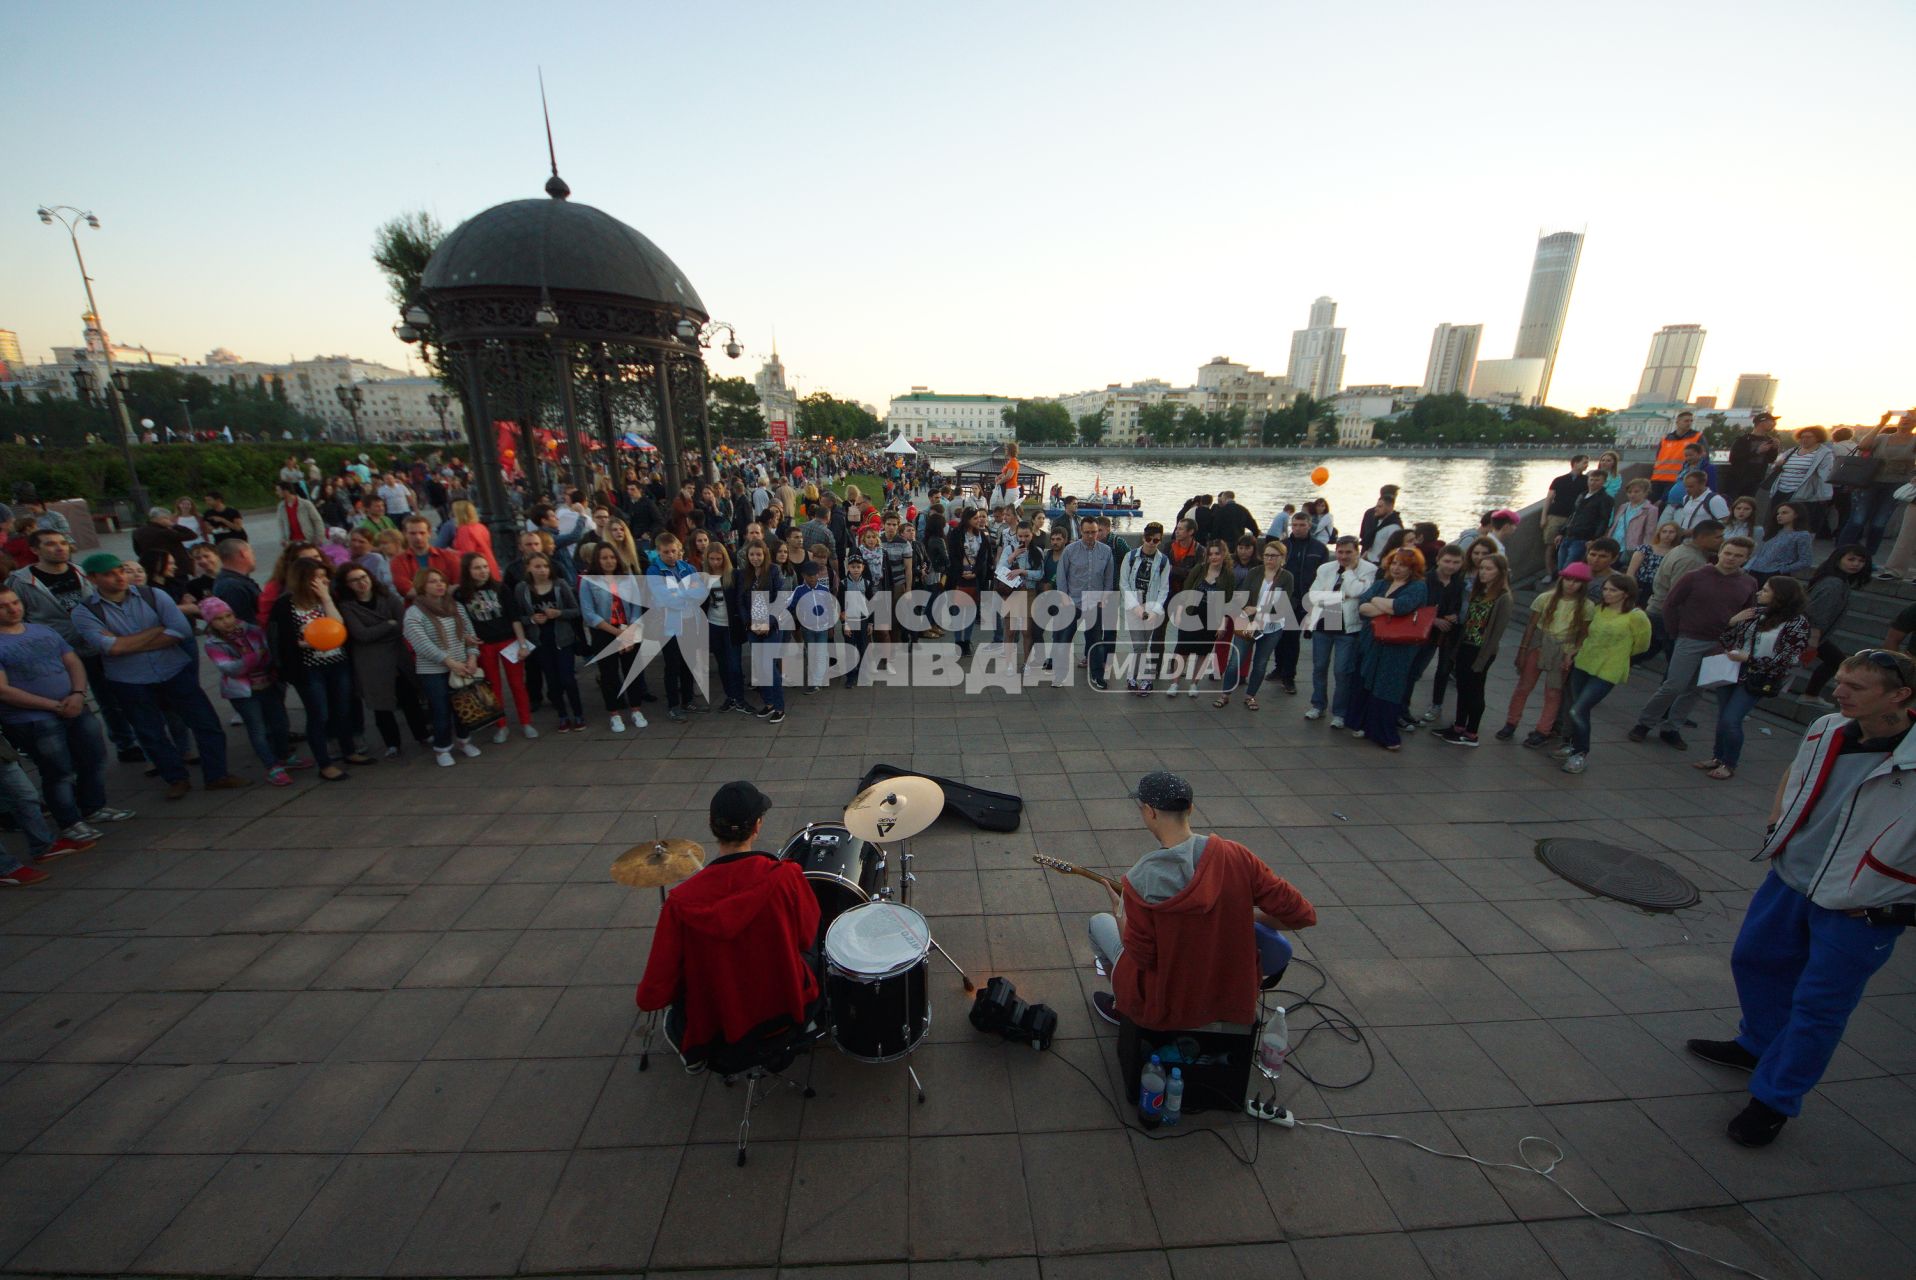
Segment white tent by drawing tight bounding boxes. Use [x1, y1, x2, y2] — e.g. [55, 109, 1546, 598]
[883, 435, 917, 455]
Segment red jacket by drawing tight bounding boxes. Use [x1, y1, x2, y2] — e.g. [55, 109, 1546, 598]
[1113, 834, 1316, 1031]
[636, 852, 821, 1059]
[391, 546, 464, 599]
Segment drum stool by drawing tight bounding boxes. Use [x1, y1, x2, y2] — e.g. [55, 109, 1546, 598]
[638, 1006, 824, 1166]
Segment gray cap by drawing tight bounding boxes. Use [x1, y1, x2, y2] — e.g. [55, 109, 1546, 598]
[1129, 771, 1193, 812]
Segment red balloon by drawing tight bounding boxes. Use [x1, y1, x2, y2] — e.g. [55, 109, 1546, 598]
[303, 618, 347, 651]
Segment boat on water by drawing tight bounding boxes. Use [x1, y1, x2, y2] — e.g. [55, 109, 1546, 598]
[1043, 498, 1142, 519]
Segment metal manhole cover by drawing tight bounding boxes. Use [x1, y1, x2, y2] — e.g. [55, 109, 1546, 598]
[1535, 839, 1699, 912]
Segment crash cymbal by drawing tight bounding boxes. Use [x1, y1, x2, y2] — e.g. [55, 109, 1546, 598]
[844, 775, 944, 842]
[611, 838, 705, 889]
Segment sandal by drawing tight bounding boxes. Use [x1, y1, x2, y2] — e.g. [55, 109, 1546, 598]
[1706, 765, 1735, 780]
[1691, 758, 1722, 771]
[1245, 697, 1260, 711]
[1212, 696, 1231, 709]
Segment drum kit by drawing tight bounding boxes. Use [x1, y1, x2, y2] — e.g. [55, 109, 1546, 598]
[615, 774, 969, 1106]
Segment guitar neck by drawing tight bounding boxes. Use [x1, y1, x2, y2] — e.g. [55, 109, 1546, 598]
[1033, 855, 1122, 894]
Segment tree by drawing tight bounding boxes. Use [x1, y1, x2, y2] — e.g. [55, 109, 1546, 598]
[1138, 402, 1180, 444]
[1006, 399, 1073, 445]
[1077, 408, 1108, 446]
[707, 375, 766, 438]
[371, 210, 446, 312]
[1262, 394, 1335, 446]
[797, 391, 880, 441]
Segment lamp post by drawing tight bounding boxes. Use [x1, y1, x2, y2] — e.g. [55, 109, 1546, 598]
[38, 204, 148, 510]
[334, 384, 365, 444]
[177, 398, 195, 437]
[673, 318, 742, 482]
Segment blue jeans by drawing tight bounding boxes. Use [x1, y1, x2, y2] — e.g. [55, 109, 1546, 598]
[0, 760, 56, 868]
[1236, 630, 1284, 697]
[231, 686, 293, 770]
[82, 654, 139, 753]
[1309, 630, 1357, 716]
[1836, 483, 1901, 556]
[1712, 682, 1764, 769]
[749, 632, 785, 711]
[1556, 538, 1588, 574]
[292, 661, 358, 769]
[536, 636, 583, 721]
[4, 713, 108, 828]
[1563, 668, 1615, 755]
[419, 672, 454, 749]
[1733, 872, 1902, 1115]
[109, 662, 229, 784]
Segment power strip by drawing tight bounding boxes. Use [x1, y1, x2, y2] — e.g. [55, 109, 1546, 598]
[1245, 1096, 1295, 1127]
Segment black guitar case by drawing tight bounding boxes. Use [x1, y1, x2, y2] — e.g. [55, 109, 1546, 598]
[855, 763, 1023, 833]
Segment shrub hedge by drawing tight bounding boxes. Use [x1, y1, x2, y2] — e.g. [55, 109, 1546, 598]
[2, 442, 446, 512]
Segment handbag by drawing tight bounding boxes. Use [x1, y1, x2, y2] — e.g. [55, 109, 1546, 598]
[450, 677, 502, 735]
[1894, 481, 1916, 503]
[1830, 452, 1883, 487]
[1696, 652, 1742, 689]
[1371, 605, 1436, 646]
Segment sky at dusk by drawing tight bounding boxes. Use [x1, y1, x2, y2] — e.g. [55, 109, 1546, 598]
[5, 0, 1911, 424]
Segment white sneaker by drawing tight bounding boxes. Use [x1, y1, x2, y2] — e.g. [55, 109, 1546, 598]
[435, 749, 454, 768]
[492, 724, 509, 745]
[522, 724, 539, 739]
[1305, 707, 1323, 720]
[62, 822, 103, 842]
[1562, 753, 1587, 774]
[1186, 685, 1199, 698]
[458, 739, 481, 758]
[628, 711, 648, 729]
[609, 714, 626, 733]
[1420, 706, 1441, 722]
[1330, 716, 1346, 729]
[383, 746, 400, 759]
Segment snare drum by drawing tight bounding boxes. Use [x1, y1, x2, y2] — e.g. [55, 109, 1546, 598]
[822, 901, 932, 1062]
[780, 822, 885, 939]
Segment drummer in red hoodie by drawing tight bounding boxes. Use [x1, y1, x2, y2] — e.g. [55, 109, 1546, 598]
[637, 781, 821, 1066]
[1089, 771, 1317, 1028]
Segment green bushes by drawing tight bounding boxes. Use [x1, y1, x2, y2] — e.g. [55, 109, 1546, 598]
[1, 442, 444, 510]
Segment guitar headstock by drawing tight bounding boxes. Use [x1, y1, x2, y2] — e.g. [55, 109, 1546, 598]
[1032, 854, 1076, 873]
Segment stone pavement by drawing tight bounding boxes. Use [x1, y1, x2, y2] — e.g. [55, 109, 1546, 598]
[2, 647, 1914, 1280]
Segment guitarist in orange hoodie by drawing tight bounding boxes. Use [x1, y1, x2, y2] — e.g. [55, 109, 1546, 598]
[1087, 772, 1317, 1029]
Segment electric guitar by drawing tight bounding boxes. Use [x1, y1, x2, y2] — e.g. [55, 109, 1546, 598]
[1032, 854, 1122, 895]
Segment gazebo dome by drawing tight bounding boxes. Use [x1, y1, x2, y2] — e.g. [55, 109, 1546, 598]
[421, 190, 707, 315]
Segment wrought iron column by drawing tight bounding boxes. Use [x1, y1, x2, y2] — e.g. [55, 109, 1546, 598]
[694, 362, 716, 484]
[654, 359, 683, 493]
[455, 343, 514, 542]
[553, 340, 589, 498]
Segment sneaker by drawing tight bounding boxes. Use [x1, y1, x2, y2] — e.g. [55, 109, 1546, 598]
[283, 756, 316, 771]
[1494, 724, 1517, 742]
[1304, 707, 1323, 721]
[85, 807, 135, 823]
[1088, 679, 1108, 692]
[1436, 727, 1479, 747]
[1281, 681, 1297, 695]
[434, 750, 455, 768]
[204, 776, 250, 790]
[610, 714, 627, 733]
[492, 724, 510, 745]
[165, 779, 192, 800]
[1659, 729, 1688, 751]
[1561, 753, 1587, 774]
[458, 740, 481, 758]
[383, 746, 400, 759]
[752, 703, 775, 719]
[628, 712, 648, 729]
[668, 708, 688, 723]
[1627, 724, 1650, 743]
[40, 836, 96, 861]
[521, 724, 539, 740]
[1420, 706, 1441, 722]
[0, 864, 49, 886]
[61, 823, 103, 843]
[1350, 728, 1366, 739]
[1686, 1038, 1759, 1073]
[1727, 1098, 1788, 1147]
[267, 767, 293, 787]
[1521, 730, 1550, 749]
[1090, 991, 1120, 1026]
[1551, 743, 1575, 758]
[1329, 716, 1345, 730]
[767, 709, 786, 724]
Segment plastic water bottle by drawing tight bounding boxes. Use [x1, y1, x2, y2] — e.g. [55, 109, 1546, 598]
[1138, 1054, 1166, 1128]
[1163, 1067, 1185, 1127]
[1258, 1006, 1290, 1078]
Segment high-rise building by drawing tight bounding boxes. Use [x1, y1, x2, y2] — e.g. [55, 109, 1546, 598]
[0, 329, 23, 380]
[1422, 323, 1482, 396]
[1731, 373, 1778, 411]
[753, 347, 797, 434]
[1630, 324, 1707, 407]
[1470, 358, 1545, 406]
[1512, 230, 1583, 406]
[1286, 296, 1346, 400]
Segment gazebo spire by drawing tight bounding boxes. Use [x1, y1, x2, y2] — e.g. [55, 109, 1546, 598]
[540, 68, 569, 200]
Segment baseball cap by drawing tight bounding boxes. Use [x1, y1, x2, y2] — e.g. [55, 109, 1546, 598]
[80, 552, 126, 575]
[197, 596, 233, 621]
[1753, 410, 1778, 422]
[1129, 771, 1193, 811]
[1559, 561, 1593, 582]
[709, 780, 774, 842]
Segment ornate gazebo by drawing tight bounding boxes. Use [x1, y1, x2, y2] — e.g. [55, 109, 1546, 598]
[403, 166, 735, 534]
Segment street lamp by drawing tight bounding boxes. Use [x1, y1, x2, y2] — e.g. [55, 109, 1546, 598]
[38, 204, 148, 510]
[334, 384, 365, 444]
[673, 319, 743, 482]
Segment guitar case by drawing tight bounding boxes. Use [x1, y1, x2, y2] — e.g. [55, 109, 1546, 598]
[855, 763, 1023, 833]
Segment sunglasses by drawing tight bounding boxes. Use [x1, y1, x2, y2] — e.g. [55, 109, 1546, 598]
[1853, 649, 1916, 683]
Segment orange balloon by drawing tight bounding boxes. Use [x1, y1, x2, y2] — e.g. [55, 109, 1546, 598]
[1310, 466, 1330, 486]
[303, 618, 347, 651]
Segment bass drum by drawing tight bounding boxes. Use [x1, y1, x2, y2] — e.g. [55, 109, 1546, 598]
[779, 822, 885, 942]
[823, 901, 932, 1062]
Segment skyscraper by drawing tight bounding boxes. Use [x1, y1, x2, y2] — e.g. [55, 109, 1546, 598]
[1422, 323, 1482, 396]
[0, 329, 23, 379]
[1630, 324, 1707, 407]
[1731, 373, 1778, 411]
[1512, 230, 1583, 407]
[1286, 296, 1346, 400]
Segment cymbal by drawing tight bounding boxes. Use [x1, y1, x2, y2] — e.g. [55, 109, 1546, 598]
[844, 775, 944, 842]
[611, 838, 706, 889]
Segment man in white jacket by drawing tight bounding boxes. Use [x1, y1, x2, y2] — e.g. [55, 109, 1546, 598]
[1687, 649, 1915, 1147]
[1117, 523, 1172, 693]
[1304, 536, 1376, 728]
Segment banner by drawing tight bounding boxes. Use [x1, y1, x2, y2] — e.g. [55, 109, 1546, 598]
[769, 419, 789, 443]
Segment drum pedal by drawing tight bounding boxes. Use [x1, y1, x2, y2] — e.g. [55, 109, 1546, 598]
[1245, 1096, 1295, 1127]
